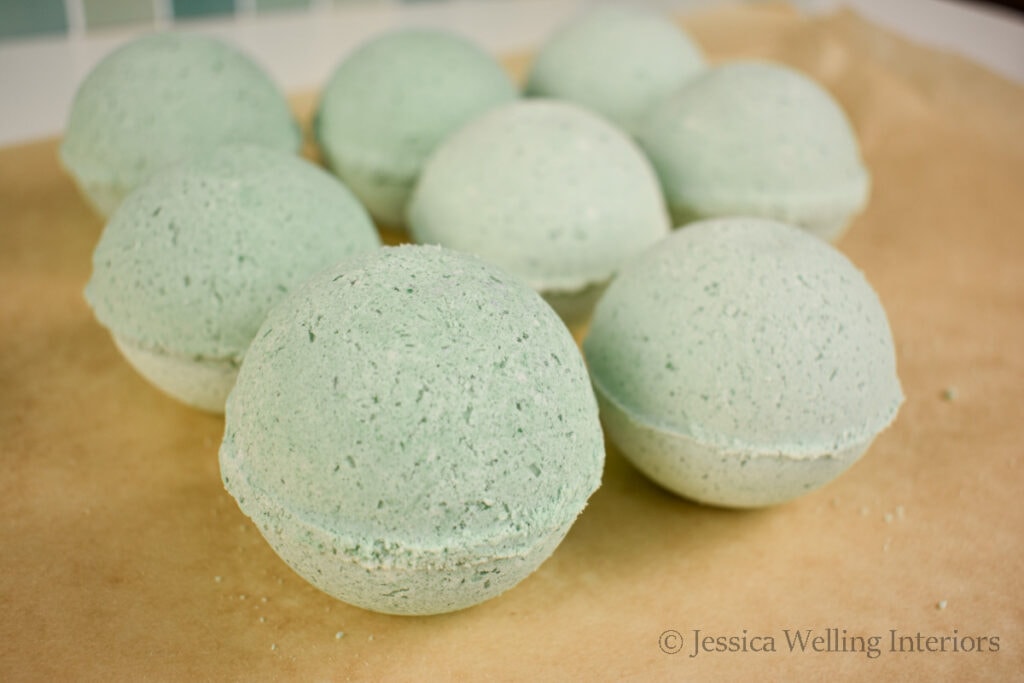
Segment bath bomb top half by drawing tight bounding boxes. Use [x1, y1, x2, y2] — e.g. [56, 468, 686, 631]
[637, 62, 870, 241]
[316, 29, 517, 226]
[525, 6, 705, 136]
[61, 33, 300, 217]
[85, 145, 380, 408]
[584, 218, 902, 506]
[220, 245, 604, 614]
[408, 100, 671, 296]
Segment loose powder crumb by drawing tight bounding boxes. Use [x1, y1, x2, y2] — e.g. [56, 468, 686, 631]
[937, 600, 948, 610]
[261, 597, 268, 603]
[259, 616, 266, 623]
[942, 387, 958, 401]
[335, 632, 345, 640]
[270, 643, 277, 651]
[368, 635, 374, 642]
[239, 594, 247, 601]
[214, 576, 222, 583]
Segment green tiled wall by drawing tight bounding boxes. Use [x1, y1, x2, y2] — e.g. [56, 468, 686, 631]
[83, 0, 155, 29]
[0, 0, 404, 41]
[172, 0, 236, 19]
[0, 0, 68, 40]
[255, 0, 312, 11]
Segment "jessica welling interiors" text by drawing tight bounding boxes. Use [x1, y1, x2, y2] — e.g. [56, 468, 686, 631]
[658, 628, 1001, 659]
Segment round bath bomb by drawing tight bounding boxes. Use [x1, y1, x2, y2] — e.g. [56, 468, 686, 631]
[637, 62, 870, 241]
[583, 218, 903, 508]
[85, 145, 380, 412]
[315, 29, 517, 227]
[219, 245, 604, 615]
[408, 100, 670, 322]
[525, 6, 705, 135]
[61, 33, 300, 217]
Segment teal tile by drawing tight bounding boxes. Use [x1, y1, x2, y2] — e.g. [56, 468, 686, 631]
[255, 0, 311, 11]
[0, 0, 67, 40]
[172, 0, 236, 19]
[84, 0, 155, 29]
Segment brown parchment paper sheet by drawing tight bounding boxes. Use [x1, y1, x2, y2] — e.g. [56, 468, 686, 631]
[2, 4, 1022, 680]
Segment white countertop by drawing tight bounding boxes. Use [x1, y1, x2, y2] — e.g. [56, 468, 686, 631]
[0, 0, 1021, 147]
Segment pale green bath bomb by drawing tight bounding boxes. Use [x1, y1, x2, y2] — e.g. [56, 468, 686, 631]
[315, 29, 517, 227]
[583, 218, 902, 508]
[220, 245, 604, 615]
[85, 145, 380, 412]
[525, 6, 705, 136]
[408, 100, 670, 322]
[637, 62, 870, 241]
[61, 33, 300, 217]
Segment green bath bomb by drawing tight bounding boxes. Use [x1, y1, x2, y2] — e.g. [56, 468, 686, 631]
[637, 62, 870, 241]
[583, 218, 903, 508]
[61, 33, 300, 217]
[316, 29, 517, 227]
[525, 6, 705, 135]
[220, 245, 604, 615]
[85, 145, 380, 412]
[408, 100, 670, 322]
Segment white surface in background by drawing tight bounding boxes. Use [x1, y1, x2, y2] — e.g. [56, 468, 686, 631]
[0, 0, 1021, 146]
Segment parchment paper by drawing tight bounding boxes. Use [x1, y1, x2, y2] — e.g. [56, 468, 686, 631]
[2, 4, 1022, 680]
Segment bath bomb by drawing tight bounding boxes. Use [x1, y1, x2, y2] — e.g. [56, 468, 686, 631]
[583, 218, 903, 508]
[61, 33, 300, 217]
[637, 62, 870, 241]
[219, 245, 604, 615]
[408, 100, 670, 322]
[525, 6, 705, 135]
[85, 145, 380, 412]
[315, 29, 517, 227]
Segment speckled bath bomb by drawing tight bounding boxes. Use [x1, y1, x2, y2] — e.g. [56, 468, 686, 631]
[315, 29, 517, 227]
[637, 62, 870, 241]
[408, 100, 670, 322]
[219, 245, 604, 615]
[525, 6, 705, 135]
[583, 218, 903, 508]
[85, 145, 380, 412]
[61, 33, 300, 217]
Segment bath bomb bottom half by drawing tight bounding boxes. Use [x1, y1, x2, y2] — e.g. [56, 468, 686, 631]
[220, 245, 604, 614]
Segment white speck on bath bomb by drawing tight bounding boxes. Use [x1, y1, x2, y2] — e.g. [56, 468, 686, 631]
[316, 29, 516, 226]
[61, 33, 300, 217]
[525, 6, 705, 135]
[583, 217, 903, 508]
[220, 245, 604, 615]
[85, 145, 380, 412]
[409, 100, 669, 305]
[637, 62, 870, 241]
